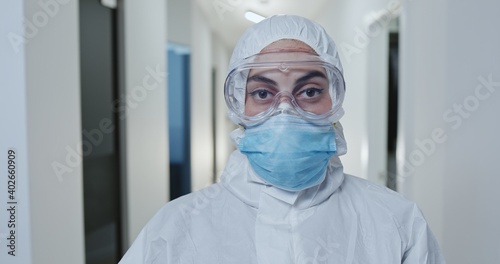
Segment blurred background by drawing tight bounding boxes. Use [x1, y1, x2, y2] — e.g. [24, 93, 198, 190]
[1, 0, 499, 263]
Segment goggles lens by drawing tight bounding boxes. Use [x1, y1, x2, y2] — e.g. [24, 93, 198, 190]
[225, 52, 345, 126]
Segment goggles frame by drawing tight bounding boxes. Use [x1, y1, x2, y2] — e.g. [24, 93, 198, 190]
[224, 52, 345, 127]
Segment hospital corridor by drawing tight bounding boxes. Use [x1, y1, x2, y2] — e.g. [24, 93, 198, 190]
[1, 0, 499, 263]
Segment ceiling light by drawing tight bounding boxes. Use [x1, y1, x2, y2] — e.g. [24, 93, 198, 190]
[245, 11, 266, 23]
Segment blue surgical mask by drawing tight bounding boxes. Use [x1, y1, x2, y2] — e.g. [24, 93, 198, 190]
[238, 114, 336, 192]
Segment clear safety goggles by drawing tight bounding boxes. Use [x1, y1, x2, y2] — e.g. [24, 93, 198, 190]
[224, 52, 345, 126]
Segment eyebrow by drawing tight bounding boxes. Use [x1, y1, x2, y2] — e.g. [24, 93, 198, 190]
[295, 70, 327, 84]
[247, 75, 278, 86]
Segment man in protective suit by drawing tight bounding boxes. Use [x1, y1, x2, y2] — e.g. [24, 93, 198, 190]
[119, 15, 446, 264]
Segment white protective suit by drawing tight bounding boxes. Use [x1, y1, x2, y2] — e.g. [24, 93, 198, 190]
[119, 15, 446, 264]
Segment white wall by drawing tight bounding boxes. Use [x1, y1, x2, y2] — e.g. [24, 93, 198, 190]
[397, 0, 447, 246]
[167, 0, 191, 45]
[1, 2, 32, 263]
[1, 0, 85, 263]
[399, 0, 500, 262]
[190, 3, 215, 190]
[168, 0, 234, 187]
[212, 36, 235, 181]
[120, 0, 169, 247]
[316, 0, 397, 185]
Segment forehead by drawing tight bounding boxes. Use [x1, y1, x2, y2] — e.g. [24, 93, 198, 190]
[260, 39, 317, 54]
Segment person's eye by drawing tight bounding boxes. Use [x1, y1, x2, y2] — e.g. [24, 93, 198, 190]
[299, 87, 324, 98]
[249, 89, 273, 100]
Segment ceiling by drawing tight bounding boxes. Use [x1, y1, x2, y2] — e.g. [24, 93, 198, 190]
[194, 0, 331, 48]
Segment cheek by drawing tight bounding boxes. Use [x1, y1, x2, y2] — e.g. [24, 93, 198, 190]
[321, 99, 333, 112]
[321, 98, 332, 113]
[244, 100, 259, 116]
[309, 98, 332, 114]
